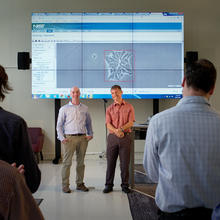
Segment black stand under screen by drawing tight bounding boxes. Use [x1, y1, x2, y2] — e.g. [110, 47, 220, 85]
[53, 99, 61, 164]
[153, 99, 159, 115]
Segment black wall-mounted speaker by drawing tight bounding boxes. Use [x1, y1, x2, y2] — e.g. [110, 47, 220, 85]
[184, 51, 198, 66]
[17, 52, 31, 70]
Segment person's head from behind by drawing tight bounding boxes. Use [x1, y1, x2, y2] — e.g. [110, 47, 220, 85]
[183, 59, 217, 98]
[0, 65, 12, 102]
[111, 85, 123, 103]
[70, 86, 80, 100]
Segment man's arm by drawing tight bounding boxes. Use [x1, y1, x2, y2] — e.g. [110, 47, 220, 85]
[120, 104, 135, 132]
[15, 119, 41, 193]
[56, 108, 66, 142]
[120, 121, 134, 132]
[85, 112, 93, 141]
[143, 119, 159, 183]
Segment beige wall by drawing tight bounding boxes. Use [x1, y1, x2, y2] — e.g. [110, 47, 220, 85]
[0, 0, 220, 159]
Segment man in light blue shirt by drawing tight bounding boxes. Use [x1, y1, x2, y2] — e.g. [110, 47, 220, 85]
[144, 59, 220, 219]
[57, 86, 93, 193]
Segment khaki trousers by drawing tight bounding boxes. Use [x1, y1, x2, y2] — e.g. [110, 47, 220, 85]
[62, 135, 88, 187]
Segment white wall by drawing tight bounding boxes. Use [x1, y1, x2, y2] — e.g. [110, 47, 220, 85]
[1, 0, 220, 159]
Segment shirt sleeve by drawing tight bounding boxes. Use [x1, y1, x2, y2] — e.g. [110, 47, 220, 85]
[128, 104, 135, 122]
[143, 118, 159, 183]
[85, 112, 93, 136]
[105, 107, 112, 124]
[14, 119, 41, 193]
[56, 107, 65, 141]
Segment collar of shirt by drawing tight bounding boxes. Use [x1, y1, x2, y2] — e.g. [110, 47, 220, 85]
[177, 96, 210, 107]
[113, 99, 125, 106]
[68, 101, 81, 107]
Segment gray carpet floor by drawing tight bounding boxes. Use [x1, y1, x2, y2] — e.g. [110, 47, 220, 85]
[128, 191, 158, 220]
[134, 164, 157, 197]
[127, 164, 158, 219]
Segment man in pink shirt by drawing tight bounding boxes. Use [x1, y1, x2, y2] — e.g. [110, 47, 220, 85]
[103, 85, 135, 194]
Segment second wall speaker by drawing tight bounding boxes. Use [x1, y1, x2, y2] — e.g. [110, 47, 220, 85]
[184, 51, 198, 67]
[17, 52, 31, 70]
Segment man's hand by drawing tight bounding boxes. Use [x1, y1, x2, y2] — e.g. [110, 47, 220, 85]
[62, 138, 69, 144]
[86, 136, 93, 141]
[114, 129, 124, 138]
[11, 163, 25, 175]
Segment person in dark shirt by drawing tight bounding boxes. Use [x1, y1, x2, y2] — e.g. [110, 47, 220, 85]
[0, 64, 41, 193]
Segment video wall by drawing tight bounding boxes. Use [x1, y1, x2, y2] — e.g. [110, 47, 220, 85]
[32, 12, 184, 99]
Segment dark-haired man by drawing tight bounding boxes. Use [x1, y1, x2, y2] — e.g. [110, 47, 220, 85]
[143, 59, 220, 219]
[103, 85, 135, 193]
[0, 65, 41, 193]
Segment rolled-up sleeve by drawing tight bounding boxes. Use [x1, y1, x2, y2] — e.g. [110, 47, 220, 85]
[128, 105, 135, 122]
[105, 108, 112, 124]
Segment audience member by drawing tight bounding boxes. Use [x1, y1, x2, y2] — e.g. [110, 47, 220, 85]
[0, 65, 41, 193]
[144, 59, 220, 219]
[0, 160, 44, 220]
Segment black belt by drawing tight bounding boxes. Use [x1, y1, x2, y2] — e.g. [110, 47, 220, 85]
[66, 134, 86, 136]
[158, 207, 212, 218]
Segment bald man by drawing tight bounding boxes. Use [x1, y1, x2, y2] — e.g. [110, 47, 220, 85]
[57, 87, 93, 193]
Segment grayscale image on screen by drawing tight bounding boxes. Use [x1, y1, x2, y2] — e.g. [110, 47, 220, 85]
[56, 43, 182, 89]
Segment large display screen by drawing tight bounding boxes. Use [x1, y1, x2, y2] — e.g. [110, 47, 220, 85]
[32, 12, 184, 99]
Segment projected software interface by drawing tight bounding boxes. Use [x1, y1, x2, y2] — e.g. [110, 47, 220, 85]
[32, 12, 184, 99]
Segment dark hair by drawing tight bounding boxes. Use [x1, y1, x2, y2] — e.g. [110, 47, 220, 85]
[0, 65, 13, 101]
[185, 59, 217, 93]
[111, 85, 122, 91]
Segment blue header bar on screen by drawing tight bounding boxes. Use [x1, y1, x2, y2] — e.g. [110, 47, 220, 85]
[32, 22, 182, 32]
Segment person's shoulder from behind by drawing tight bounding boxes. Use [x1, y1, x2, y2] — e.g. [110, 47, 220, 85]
[0, 107, 26, 126]
[209, 106, 220, 118]
[149, 104, 179, 124]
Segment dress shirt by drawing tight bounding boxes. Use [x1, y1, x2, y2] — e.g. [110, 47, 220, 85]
[143, 96, 220, 212]
[106, 100, 135, 133]
[57, 102, 93, 141]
